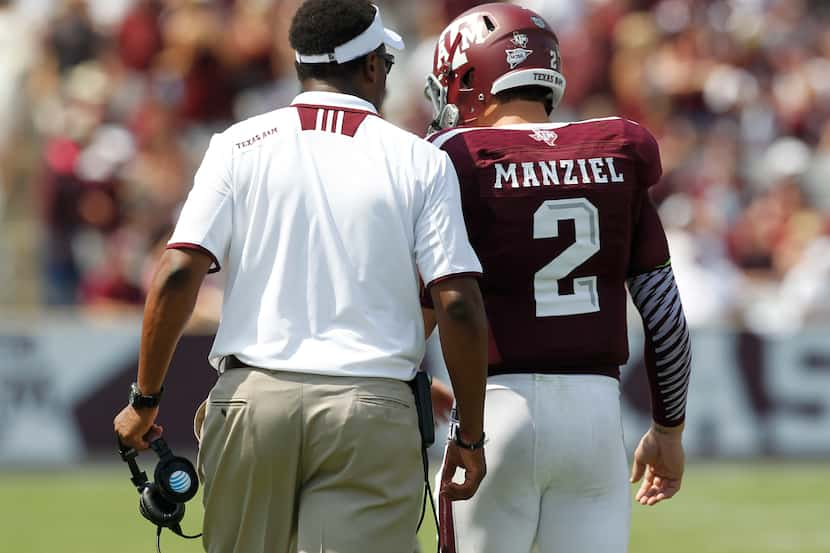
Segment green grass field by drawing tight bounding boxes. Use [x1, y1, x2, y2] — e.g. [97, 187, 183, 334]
[1, 462, 828, 553]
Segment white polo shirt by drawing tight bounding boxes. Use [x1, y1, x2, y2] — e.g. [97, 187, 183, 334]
[168, 91, 481, 380]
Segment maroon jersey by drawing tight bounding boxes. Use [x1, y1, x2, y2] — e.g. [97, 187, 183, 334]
[428, 118, 670, 378]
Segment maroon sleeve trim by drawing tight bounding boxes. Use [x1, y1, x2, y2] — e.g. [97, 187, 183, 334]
[424, 271, 483, 290]
[166, 242, 221, 274]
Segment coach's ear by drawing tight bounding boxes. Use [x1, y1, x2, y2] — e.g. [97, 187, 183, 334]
[359, 50, 387, 112]
[363, 51, 382, 83]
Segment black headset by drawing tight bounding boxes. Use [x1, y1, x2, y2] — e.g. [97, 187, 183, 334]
[118, 436, 201, 551]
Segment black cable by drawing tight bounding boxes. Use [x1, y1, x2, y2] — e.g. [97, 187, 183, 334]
[417, 486, 428, 531]
[417, 447, 429, 531]
[415, 446, 440, 553]
[156, 525, 202, 553]
[426, 478, 439, 553]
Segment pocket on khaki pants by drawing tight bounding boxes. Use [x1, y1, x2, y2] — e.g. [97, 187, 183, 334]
[193, 399, 207, 444]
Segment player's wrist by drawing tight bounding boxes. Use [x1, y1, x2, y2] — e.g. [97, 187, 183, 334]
[453, 427, 486, 450]
[652, 421, 684, 438]
[448, 408, 484, 449]
[456, 427, 485, 446]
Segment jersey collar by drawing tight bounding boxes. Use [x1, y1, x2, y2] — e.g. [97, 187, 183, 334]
[291, 91, 378, 115]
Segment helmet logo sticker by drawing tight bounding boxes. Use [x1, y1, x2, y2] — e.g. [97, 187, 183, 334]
[530, 128, 559, 147]
[511, 32, 529, 48]
[531, 16, 547, 29]
[435, 13, 491, 73]
[506, 32, 533, 69]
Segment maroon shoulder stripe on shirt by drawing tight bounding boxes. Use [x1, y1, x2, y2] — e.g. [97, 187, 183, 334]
[294, 105, 373, 137]
[166, 242, 221, 274]
[340, 110, 371, 137]
[296, 106, 319, 131]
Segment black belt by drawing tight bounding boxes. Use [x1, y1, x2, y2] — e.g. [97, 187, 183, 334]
[221, 355, 251, 372]
[220, 356, 433, 444]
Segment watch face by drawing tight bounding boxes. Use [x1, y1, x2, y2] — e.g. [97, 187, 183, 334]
[129, 383, 160, 408]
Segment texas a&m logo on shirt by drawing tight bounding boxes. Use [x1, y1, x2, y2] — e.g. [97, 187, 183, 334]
[530, 128, 558, 147]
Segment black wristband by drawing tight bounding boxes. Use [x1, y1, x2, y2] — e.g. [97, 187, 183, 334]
[452, 427, 486, 450]
[447, 407, 486, 450]
[129, 382, 164, 409]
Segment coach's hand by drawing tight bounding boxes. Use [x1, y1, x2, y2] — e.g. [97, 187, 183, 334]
[630, 423, 684, 506]
[114, 405, 163, 451]
[441, 440, 486, 501]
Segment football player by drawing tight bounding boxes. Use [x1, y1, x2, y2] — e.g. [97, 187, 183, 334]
[422, 4, 691, 553]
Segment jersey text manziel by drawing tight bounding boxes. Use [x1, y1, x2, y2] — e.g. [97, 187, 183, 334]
[492, 157, 626, 188]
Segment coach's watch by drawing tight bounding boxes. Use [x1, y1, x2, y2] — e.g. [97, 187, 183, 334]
[451, 425, 486, 451]
[128, 382, 164, 409]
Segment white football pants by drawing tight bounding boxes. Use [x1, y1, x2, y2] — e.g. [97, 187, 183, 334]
[440, 373, 631, 553]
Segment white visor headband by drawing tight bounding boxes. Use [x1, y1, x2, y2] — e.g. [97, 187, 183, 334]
[295, 5, 405, 64]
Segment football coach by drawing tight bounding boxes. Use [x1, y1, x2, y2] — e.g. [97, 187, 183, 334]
[113, 1, 489, 552]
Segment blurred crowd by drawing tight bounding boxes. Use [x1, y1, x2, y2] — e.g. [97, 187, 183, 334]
[0, 0, 829, 332]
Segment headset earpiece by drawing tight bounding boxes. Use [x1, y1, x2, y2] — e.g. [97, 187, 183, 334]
[149, 437, 199, 503]
[139, 483, 186, 528]
[154, 455, 199, 503]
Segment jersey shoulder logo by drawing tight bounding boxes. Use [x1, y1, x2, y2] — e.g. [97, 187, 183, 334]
[530, 128, 558, 147]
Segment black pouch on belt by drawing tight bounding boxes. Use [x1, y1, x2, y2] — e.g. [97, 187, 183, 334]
[409, 371, 435, 448]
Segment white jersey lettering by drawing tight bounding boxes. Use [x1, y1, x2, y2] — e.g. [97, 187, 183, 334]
[495, 163, 519, 189]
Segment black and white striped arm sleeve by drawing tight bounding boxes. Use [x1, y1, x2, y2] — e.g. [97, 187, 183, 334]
[627, 264, 691, 427]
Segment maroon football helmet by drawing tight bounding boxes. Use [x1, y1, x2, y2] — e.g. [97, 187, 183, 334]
[425, 3, 566, 132]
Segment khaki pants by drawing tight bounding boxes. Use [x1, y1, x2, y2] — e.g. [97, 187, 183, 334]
[196, 367, 424, 553]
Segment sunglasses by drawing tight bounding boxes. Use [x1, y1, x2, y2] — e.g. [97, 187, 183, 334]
[379, 52, 395, 74]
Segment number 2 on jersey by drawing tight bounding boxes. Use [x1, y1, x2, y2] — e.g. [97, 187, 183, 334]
[533, 198, 600, 317]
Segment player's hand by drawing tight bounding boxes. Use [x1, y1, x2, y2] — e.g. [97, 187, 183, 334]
[440, 439, 486, 501]
[114, 405, 163, 451]
[431, 379, 454, 423]
[630, 423, 684, 506]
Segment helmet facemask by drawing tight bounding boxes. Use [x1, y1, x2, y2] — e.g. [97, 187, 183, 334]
[424, 73, 460, 134]
[425, 30, 467, 134]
